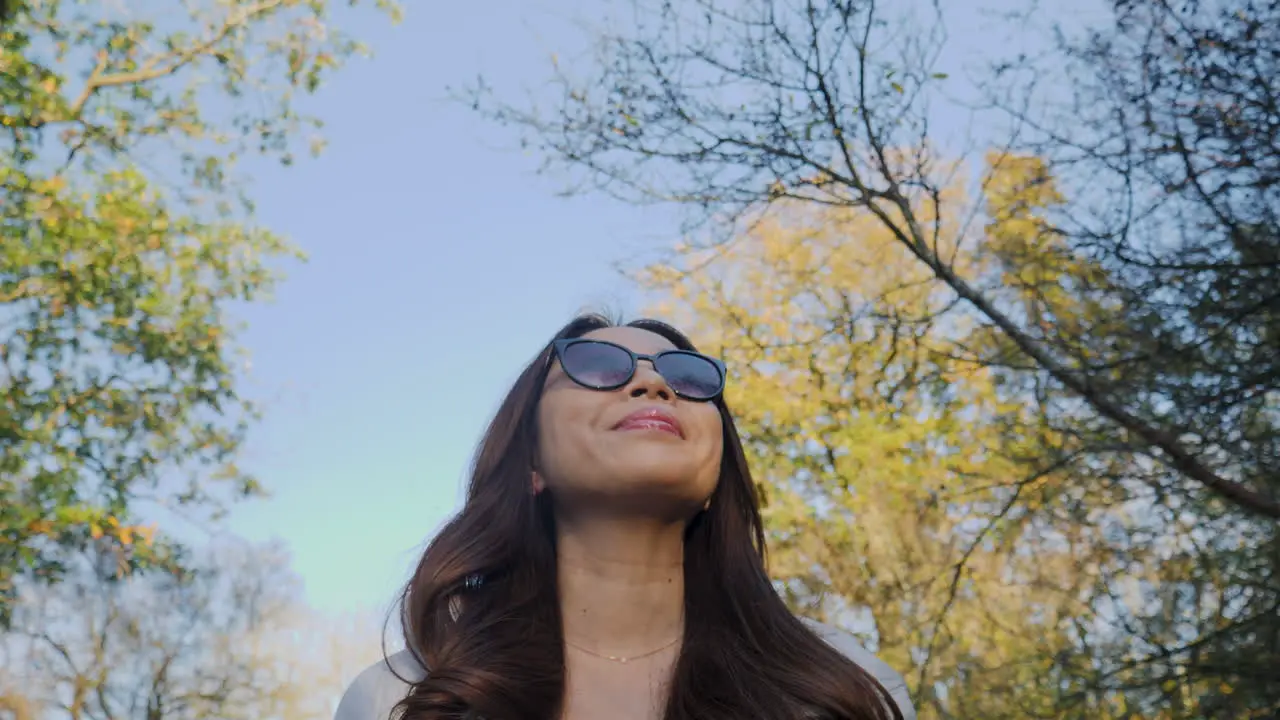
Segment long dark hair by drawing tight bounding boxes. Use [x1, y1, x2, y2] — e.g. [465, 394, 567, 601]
[392, 314, 903, 720]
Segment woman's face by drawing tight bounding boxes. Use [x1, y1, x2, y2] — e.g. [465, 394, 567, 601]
[535, 325, 724, 519]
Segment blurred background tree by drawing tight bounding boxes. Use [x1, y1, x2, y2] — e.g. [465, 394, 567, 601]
[1, 0, 399, 624]
[0, 539, 377, 720]
[2, 2, 397, 717]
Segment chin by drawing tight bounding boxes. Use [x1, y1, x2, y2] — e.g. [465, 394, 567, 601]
[583, 446, 717, 508]
[608, 452, 700, 485]
[611, 469, 711, 509]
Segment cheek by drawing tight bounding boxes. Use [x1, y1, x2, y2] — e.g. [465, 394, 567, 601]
[694, 409, 725, 469]
[535, 399, 592, 478]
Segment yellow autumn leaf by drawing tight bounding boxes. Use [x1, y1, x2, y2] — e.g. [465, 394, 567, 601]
[134, 524, 157, 546]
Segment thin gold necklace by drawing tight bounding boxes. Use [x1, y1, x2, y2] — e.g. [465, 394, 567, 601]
[564, 636, 681, 664]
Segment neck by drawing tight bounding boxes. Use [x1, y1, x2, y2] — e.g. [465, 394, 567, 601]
[556, 514, 686, 656]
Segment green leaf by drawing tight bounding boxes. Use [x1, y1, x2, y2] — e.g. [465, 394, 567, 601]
[0, 0, 399, 626]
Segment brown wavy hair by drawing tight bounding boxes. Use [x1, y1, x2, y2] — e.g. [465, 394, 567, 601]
[391, 314, 904, 720]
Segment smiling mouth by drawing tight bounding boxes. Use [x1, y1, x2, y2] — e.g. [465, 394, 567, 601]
[614, 417, 683, 437]
[612, 409, 684, 438]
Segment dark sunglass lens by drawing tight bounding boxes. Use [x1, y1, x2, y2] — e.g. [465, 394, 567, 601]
[655, 353, 723, 399]
[561, 342, 634, 388]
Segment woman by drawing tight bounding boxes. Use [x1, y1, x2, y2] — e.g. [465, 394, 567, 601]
[336, 315, 915, 720]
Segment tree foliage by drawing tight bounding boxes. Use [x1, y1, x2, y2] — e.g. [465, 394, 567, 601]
[0, 0, 399, 625]
[983, 1, 1280, 713]
[468, 0, 1279, 716]
[0, 539, 363, 720]
[639, 173, 1099, 718]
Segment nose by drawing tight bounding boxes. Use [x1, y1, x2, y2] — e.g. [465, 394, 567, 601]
[627, 359, 673, 400]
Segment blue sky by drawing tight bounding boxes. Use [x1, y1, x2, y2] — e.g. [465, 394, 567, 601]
[217, 0, 682, 619]
[210, 0, 1096, 623]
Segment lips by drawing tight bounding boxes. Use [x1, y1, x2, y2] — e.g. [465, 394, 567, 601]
[612, 406, 684, 438]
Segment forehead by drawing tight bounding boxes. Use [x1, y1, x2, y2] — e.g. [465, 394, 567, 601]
[579, 326, 678, 353]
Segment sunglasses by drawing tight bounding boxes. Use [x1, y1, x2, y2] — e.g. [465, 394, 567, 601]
[551, 338, 726, 401]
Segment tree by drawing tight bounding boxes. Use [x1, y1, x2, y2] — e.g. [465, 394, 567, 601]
[465, 0, 1276, 519]
[0, 0, 400, 624]
[466, 0, 1278, 715]
[991, 0, 1280, 713]
[637, 165, 1147, 719]
[0, 539, 370, 720]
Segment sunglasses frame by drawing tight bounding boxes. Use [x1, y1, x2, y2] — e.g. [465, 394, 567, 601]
[551, 338, 727, 401]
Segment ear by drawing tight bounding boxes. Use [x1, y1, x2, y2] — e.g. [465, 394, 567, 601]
[531, 470, 546, 494]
